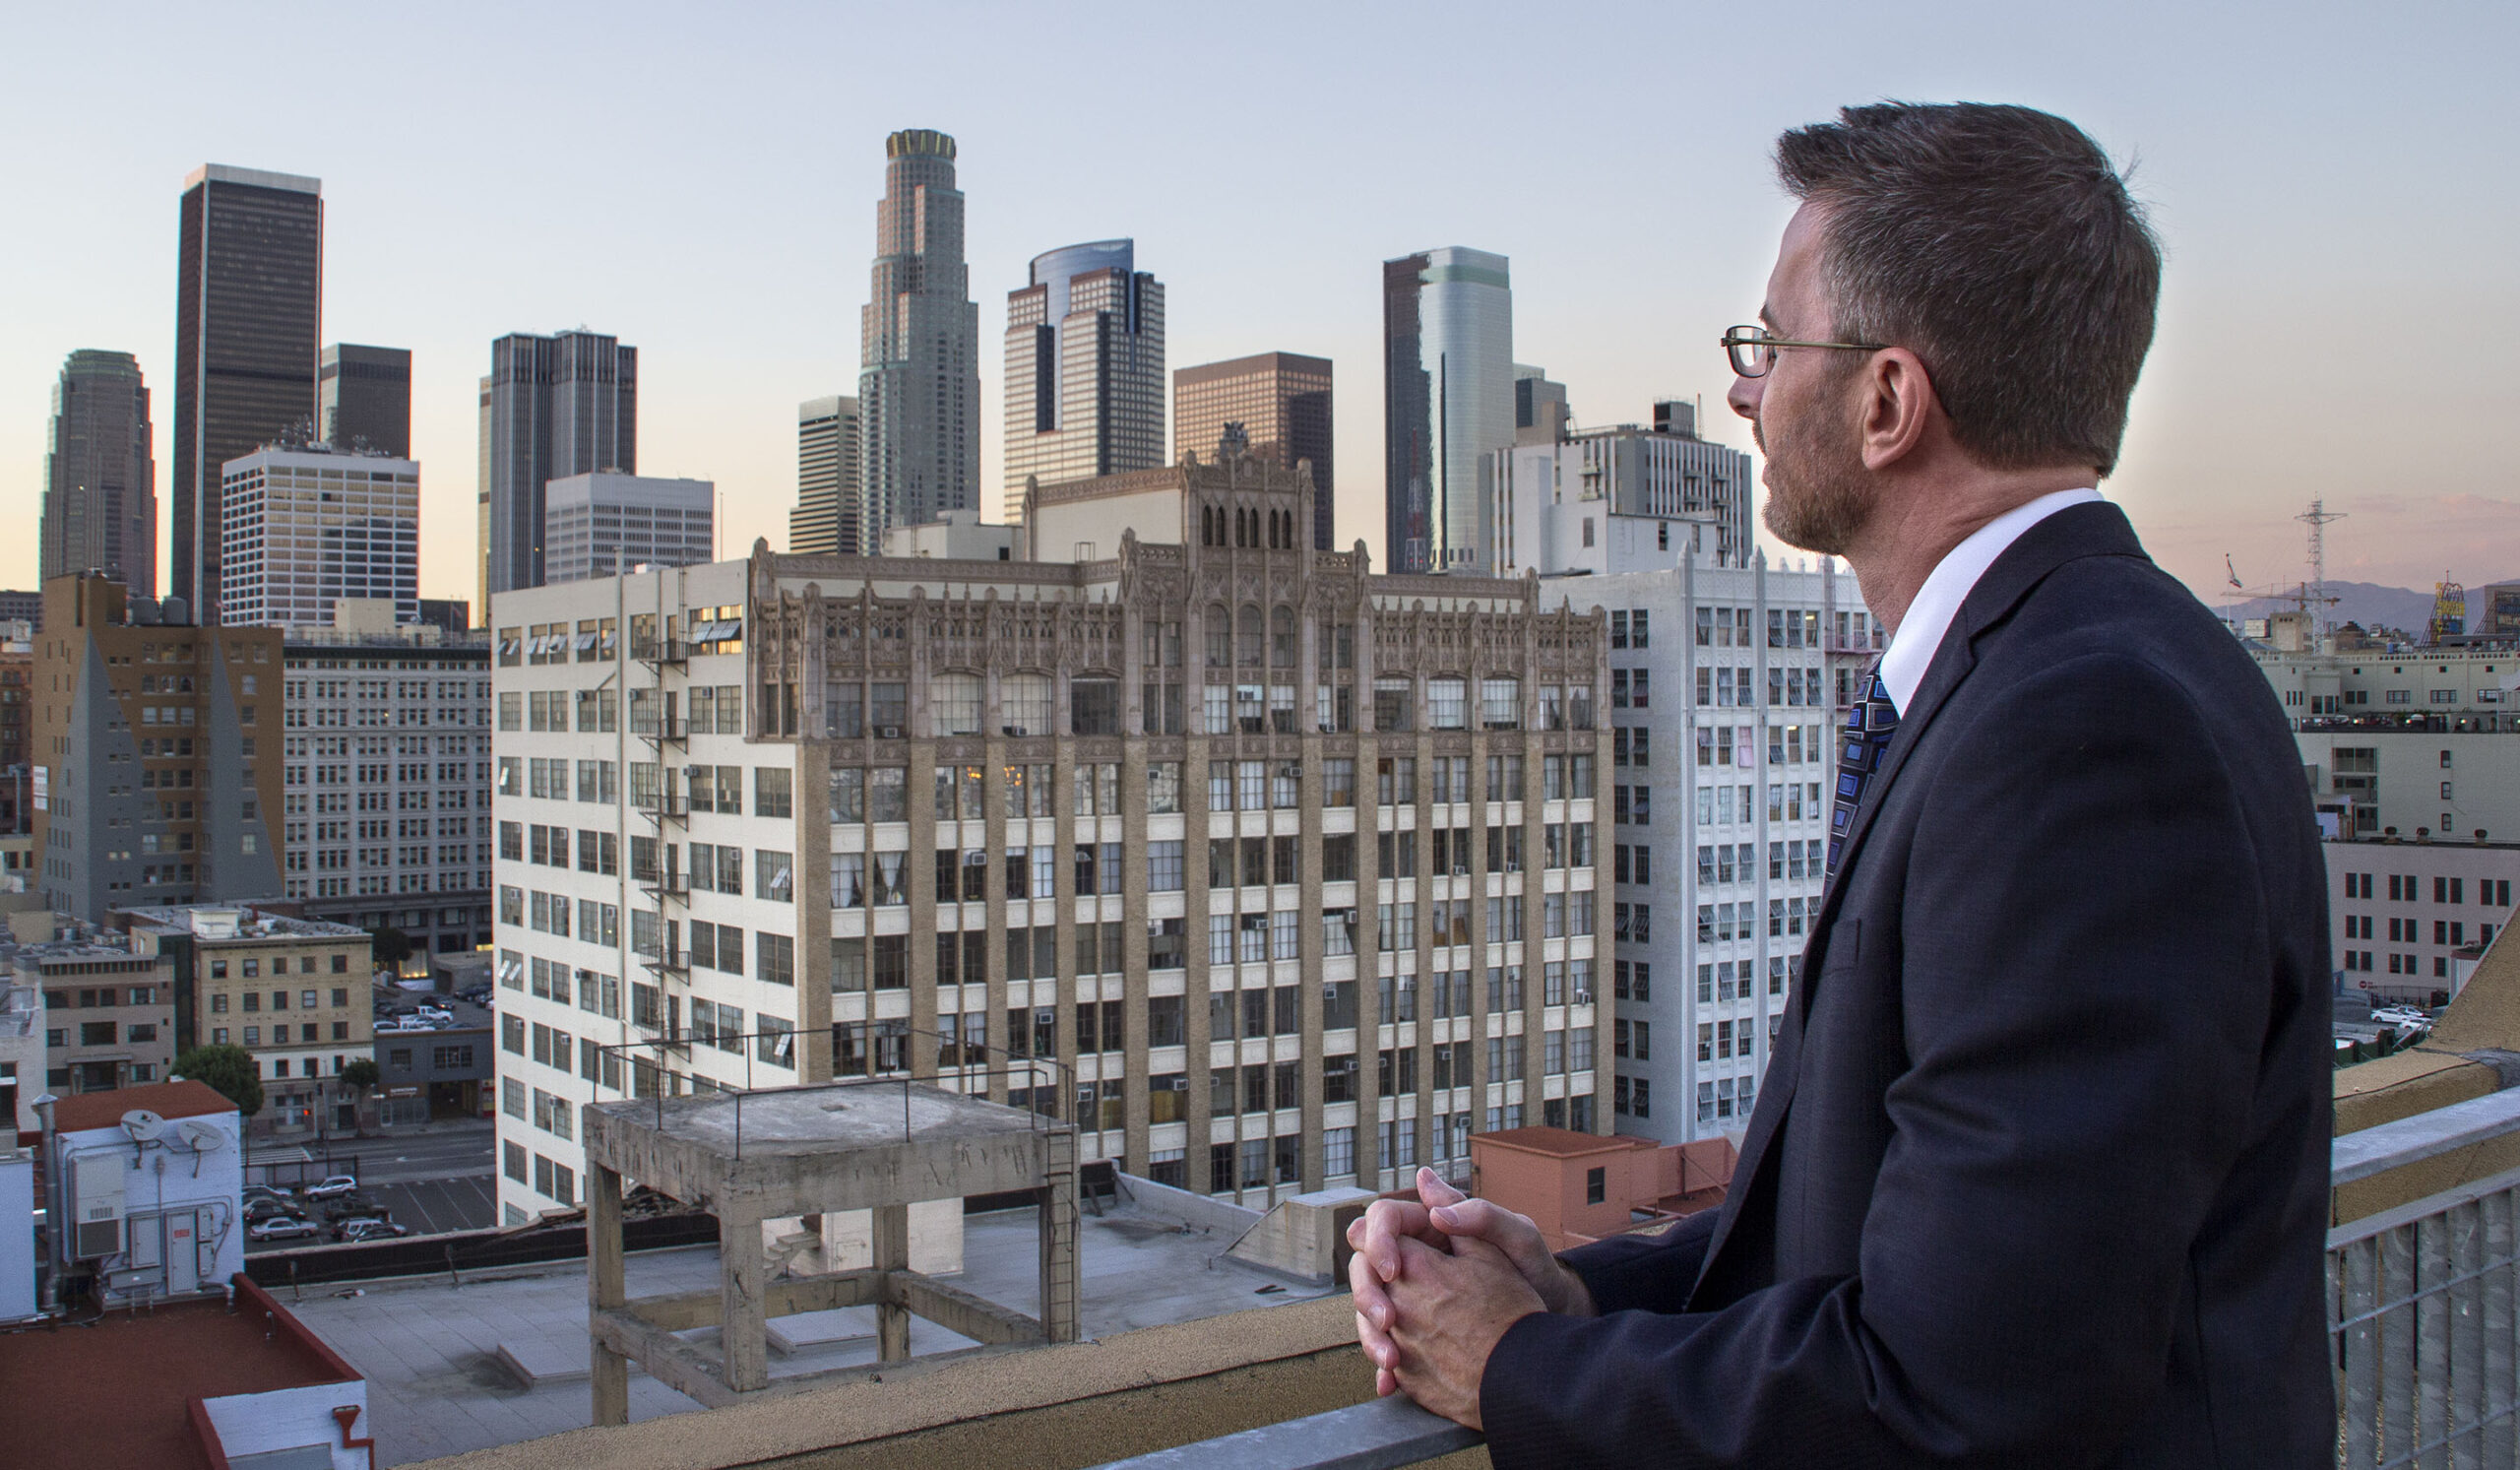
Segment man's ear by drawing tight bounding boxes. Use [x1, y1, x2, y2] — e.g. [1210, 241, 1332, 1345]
[1858, 349, 1937, 472]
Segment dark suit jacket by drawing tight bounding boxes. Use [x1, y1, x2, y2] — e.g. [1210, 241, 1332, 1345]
[1481, 502, 2334, 1467]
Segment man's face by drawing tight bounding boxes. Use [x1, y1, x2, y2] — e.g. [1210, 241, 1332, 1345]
[1732, 203, 1875, 555]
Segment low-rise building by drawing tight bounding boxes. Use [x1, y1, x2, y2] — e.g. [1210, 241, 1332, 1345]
[0, 918, 177, 1096]
[2328, 834, 2520, 1005]
[0, 981, 38, 1130]
[119, 903, 375, 1137]
[2256, 644, 2520, 839]
[375, 1014, 490, 1124]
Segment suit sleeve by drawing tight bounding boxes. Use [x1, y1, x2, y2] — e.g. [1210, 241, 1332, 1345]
[1480, 653, 2276, 1469]
[1556, 1205, 1720, 1315]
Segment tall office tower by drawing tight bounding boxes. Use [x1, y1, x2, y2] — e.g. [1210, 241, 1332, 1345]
[1513, 364, 1570, 446]
[41, 351, 157, 596]
[477, 330, 638, 609]
[1172, 352, 1334, 549]
[1382, 247, 1513, 575]
[319, 344, 411, 455]
[790, 395, 861, 554]
[1485, 400, 1757, 577]
[174, 164, 324, 618]
[1003, 241, 1166, 525]
[486, 453, 1608, 1224]
[32, 574, 286, 921]
[857, 129, 980, 546]
[542, 473, 715, 582]
[218, 442, 419, 628]
[1544, 557, 1876, 1145]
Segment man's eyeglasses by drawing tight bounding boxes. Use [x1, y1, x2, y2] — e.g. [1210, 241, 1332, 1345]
[1722, 325, 1887, 379]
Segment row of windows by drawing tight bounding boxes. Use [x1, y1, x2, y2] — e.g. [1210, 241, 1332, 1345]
[2341, 872, 2513, 906]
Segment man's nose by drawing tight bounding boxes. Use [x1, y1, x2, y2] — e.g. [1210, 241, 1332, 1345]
[1728, 374, 1762, 421]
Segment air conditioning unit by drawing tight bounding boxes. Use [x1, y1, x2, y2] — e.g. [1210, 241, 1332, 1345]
[1573, 990, 1593, 1005]
[71, 1154, 127, 1259]
[1168, 1076, 1190, 1092]
[876, 726, 904, 739]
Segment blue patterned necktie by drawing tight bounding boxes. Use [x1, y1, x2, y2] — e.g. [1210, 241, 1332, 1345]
[1826, 667, 1900, 878]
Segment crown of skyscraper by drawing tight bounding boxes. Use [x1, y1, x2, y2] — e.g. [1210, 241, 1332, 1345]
[887, 128, 956, 160]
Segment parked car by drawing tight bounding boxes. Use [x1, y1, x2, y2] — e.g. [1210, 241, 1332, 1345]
[243, 1182, 293, 1200]
[244, 1197, 297, 1223]
[334, 1217, 407, 1242]
[415, 1002, 454, 1020]
[303, 1175, 360, 1199]
[249, 1215, 319, 1242]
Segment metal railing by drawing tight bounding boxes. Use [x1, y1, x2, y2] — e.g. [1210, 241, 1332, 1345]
[1092, 1087, 2520, 1470]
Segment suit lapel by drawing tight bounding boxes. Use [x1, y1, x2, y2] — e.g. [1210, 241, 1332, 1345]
[1689, 501, 2150, 1303]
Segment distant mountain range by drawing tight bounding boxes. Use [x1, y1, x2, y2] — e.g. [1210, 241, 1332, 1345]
[2214, 579, 2496, 637]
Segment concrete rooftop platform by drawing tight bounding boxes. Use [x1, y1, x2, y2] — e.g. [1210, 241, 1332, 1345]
[286, 1200, 1339, 1465]
[584, 1080, 1057, 1215]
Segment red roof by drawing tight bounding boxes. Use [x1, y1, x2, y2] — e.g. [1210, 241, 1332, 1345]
[1471, 1125, 1651, 1160]
[51, 1079, 237, 1134]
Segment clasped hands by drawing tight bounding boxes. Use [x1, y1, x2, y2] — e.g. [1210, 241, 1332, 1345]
[1346, 1166, 1596, 1429]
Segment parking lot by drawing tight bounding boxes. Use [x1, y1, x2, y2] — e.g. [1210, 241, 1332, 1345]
[244, 1118, 498, 1250]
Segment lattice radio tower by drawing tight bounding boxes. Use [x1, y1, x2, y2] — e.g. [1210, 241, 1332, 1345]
[2298, 499, 2346, 638]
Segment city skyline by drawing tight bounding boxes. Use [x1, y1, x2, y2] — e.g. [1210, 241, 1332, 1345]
[2, 4, 2511, 611]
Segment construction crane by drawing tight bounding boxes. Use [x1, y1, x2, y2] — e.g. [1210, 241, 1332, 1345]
[2222, 498, 2350, 646]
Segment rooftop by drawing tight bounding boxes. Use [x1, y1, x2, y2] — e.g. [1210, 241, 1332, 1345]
[0, 1290, 352, 1470]
[284, 1198, 1342, 1464]
[119, 902, 370, 942]
[1471, 1124, 1648, 1160]
[51, 1078, 236, 1133]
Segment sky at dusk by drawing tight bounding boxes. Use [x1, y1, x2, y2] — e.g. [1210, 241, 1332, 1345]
[3, 0, 2512, 614]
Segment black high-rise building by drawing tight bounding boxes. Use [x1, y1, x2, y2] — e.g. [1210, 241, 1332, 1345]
[477, 330, 636, 609]
[173, 164, 323, 616]
[319, 343, 410, 455]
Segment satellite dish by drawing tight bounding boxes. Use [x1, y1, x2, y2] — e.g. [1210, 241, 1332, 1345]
[177, 1119, 224, 1154]
[120, 1110, 166, 1142]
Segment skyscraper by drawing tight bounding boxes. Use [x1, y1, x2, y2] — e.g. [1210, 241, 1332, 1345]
[477, 330, 637, 610]
[542, 473, 715, 583]
[790, 395, 861, 554]
[1003, 240, 1166, 525]
[173, 164, 324, 617]
[218, 442, 419, 628]
[1172, 352, 1334, 549]
[319, 343, 411, 455]
[41, 351, 157, 596]
[1382, 247, 1513, 575]
[857, 129, 980, 545]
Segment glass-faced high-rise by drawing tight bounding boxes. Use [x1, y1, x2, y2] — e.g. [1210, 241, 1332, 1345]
[42, 351, 157, 596]
[1382, 247, 1513, 576]
[174, 164, 324, 617]
[857, 130, 981, 546]
[1003, 240, 1166, 525]
[477, 330, 638, 610]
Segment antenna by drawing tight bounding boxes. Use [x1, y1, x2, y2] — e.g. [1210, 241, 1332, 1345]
[2298, 499, 2346, 641]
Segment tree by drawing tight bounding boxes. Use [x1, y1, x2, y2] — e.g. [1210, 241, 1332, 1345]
[371, 925, 413, 972]
[173, 1044, 264, 1118]
[339, 1058, 381, 1094]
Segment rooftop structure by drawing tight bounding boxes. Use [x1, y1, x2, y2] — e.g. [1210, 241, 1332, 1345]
[580, 1078, 1079, 1422]
[0, 1278, 365, 1470]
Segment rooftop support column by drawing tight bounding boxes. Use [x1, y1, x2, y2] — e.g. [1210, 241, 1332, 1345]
[589, 1164, 629, 1427]
[874, 1201, 912, 1363]
[1040, 1128, 1081, 1342]
[720, 1205, 769, 1392]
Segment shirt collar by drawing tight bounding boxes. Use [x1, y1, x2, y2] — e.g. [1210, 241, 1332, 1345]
[1874, 487, 2103, 714]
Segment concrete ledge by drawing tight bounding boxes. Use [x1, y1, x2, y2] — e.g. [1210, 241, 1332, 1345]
[403, 1293, 1376, 1470]
[495, 1339, 593, 1389]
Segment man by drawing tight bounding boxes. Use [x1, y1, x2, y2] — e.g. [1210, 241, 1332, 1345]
[1350, 101, 2333, 1467]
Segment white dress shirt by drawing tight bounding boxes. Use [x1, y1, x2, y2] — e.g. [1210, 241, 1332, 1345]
[1874, 488, 2103, 714]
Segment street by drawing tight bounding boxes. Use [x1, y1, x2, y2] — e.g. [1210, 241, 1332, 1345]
[245, 1118, 496, 1250]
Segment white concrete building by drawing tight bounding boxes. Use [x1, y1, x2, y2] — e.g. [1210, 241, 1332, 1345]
[1544, 552, 1877, 1144]
[219, 443, 420, 628]
[541, 472, 715, 585]
[2256, 644, 2520, 840]
[1486, 401, 1757, 579]
[489, 452, 1609, 1225]
[281, 604, 493, 955]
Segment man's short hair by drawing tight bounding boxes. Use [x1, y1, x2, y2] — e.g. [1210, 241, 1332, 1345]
[1776, 102, 2161, 476]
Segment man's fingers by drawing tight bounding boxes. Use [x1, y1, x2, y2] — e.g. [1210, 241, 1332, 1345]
[1416, 1165, 1469, 1210]
[1429, 1198, 1542, 1261]
[1349, 1240, 1396, 1332]
[1355, 1197, 1439, 1282]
